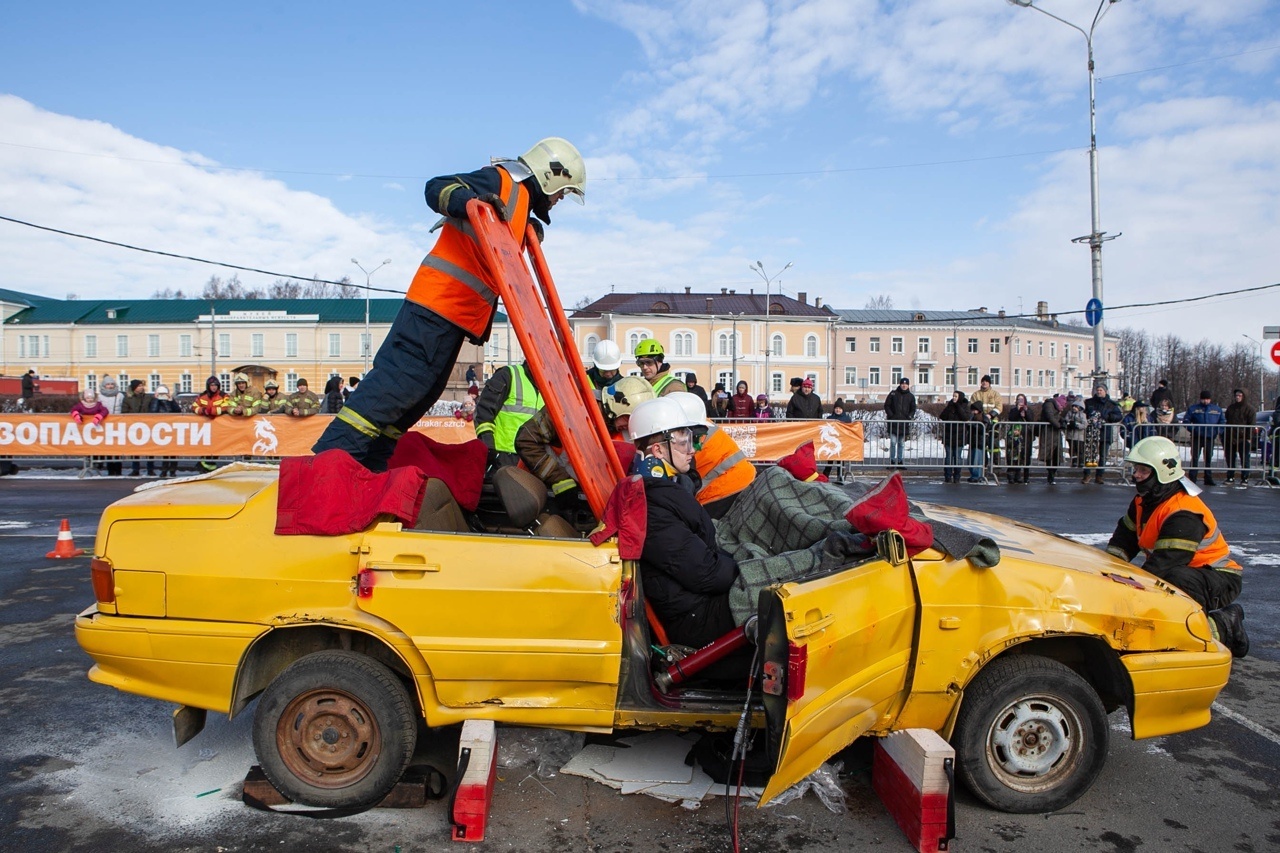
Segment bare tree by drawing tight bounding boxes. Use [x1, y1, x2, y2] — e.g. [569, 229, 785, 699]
[267, 279, 303, 299]
[865, 294, 894, 310]
[151, 287, 188, 299]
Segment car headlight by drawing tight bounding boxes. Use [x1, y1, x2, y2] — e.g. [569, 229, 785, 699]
[1186, 609, 1214, 644]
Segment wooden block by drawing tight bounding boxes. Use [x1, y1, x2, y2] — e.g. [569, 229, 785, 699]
[241, 765, 434, 810]
[873, 739, 955, 853]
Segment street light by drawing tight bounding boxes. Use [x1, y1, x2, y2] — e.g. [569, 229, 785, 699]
[749, 260, 792, 397]
[1009, 0, 1122, 388]
[351, 258, 391, 374]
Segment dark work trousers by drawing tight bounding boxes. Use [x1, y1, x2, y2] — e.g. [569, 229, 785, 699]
[1144, 564, 1241, 613]
[312, 301, 466, 471]
[1188, 436, 1215, 482]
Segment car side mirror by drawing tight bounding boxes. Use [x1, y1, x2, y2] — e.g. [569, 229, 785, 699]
[877, 529, 908, 566]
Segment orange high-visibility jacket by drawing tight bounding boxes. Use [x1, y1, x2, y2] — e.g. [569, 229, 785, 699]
[695, 424, 755, 505]
[1136, 491, 1241, 573]
[406, 166, 530, 342]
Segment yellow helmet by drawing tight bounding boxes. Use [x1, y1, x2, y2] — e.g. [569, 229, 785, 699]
[233, 372, 250, 385]
[634, 338, 664, 359]
[602, 376, 655, 420]
[520, 137, 585, 203]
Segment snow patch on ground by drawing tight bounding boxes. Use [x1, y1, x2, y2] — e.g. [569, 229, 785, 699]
[1230, 543, 1280, 567]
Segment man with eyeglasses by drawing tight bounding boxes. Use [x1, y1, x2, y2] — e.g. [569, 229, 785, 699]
[633, 339, 687, 397]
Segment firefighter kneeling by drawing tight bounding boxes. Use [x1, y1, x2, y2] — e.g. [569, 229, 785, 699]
[1106, 436, 1249, 657]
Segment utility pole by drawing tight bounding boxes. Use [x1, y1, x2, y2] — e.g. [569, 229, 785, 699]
[210, 304, 217, 381]
[750, 261, 792, 398]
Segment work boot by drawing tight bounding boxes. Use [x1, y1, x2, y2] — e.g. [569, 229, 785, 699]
[1204, 477, 1217, 487]
[1094, 471, 1105, 484]
[1081, 471, 1090, 484]
[1210, 604, 1249, 658]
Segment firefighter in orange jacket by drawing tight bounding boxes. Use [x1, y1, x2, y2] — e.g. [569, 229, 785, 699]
[669, 392, 755, 518]
[312, 138, 587, 470]
[1106, 436, 1248, 657]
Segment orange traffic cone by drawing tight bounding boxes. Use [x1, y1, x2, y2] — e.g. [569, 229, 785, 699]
[46, 518, 86, 559]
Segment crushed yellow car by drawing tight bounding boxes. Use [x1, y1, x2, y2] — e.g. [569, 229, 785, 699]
[75, 465, 1230, 814]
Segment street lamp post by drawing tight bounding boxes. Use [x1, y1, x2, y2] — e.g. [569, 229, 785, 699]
[1009, 0, 1121, 388]
[749, 260, 792, 398]
[351, 258, 391, 375]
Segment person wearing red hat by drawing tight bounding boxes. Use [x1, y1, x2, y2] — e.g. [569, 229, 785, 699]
[786, 377, 823, 420]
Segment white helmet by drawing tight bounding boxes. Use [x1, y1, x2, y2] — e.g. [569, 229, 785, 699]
[520, 137, 586, 203]
[629, 397, 703, 447]
[602, 376, 655, 421]
[667, 391, 711, 435]
[593, 340, 623, 371]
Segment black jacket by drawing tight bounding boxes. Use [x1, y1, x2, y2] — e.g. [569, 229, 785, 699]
[640, 474, 739, 648]
[938, 398, 971, 448]
[883, 387, 917, 436]
[786, 391, 823, 420]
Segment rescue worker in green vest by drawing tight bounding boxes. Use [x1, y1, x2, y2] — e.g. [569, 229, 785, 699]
[1106, 435, 1248, 657]
[475, 360, 543, 467]
[256, 379, 286, 414]
[222, 373, 262, 417]
[634, 339, 686, 397]
[282, 378, 321, 417]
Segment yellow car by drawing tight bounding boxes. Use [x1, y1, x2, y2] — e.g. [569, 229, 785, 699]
[75, 466, 1231, 815]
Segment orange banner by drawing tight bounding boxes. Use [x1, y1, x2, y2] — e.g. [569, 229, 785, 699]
[717, 420, 865, 462]
[0, 415, 863, 461]
[0, 414, 477, 457]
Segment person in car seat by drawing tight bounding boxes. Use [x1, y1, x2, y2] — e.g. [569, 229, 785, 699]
[630, 397, 740, 650]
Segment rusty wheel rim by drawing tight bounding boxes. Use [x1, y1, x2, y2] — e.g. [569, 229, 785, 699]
[276, 688, 382, 789]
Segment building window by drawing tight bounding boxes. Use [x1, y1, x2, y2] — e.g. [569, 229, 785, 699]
[917, 337, 930, 354]
[845, 336, 856, 353]
[967, 338, 978, 354]
[1014, 339, 1022, 355]
[844, 366, 858, 384]
[218, 333, 230, 358]
[673, 332, 693, 357]
[360, 333, 371, 359]
[285, 333, 298, 358]
[967, 367, 979, 385]
[891, 366, 904, 384]
[251, 333, 264, 358]
[988, 368, 1001, 386]
[717, 370, 734, 390]
[328, 333, 341, 357]
[585, 335, 599, 361]
[1036, 370, 1045, 387]
[180, 373, 192, 394]
[990, 337, 1001, 354]
[1046, 369, 1057, 387]
[116, 335, 129, 358]
[1038, 341, 1044, 356]
[1078, 344, 1084, 361]
[717, 332, 734, 357]
[118, 372, 129, 388]
[286, 372, 298, 392]
[945, 367, 955, 387]
[944, 337, 956, 356]
[86, 373, 98, 393]
[891, 336, 904, 355]
[627, 331, 650, 355]
[149, 372, 161, 392]
[1049, 341, 1057, 358]
[179, 334, 192, 358]
[219, 372, 231, 393]
[917, 367, 930, 386]
[770, 334, 784, 357]
[869, 336, 881, 353]
[145, 334, 159, 357]
[1014, 368, 1021, 387]
[771, 373, 784, 394]
[79, 335, 95, 359]
[868, 367, 881, 385]
[805, 335, 818, 358]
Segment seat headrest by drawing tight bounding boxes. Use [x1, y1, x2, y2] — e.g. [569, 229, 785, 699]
[492, 466, 548, 528]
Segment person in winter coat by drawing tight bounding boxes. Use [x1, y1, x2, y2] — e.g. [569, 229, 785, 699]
[882, 378, 917, 467]
[971, 374, 1003, 416]
[938, 391, 971, 483]
[193, 376, 226, 418]
[967, 402, 992, 482]
[223, 373, 261, 417]
[1149, 379, 1173, 412]
[1121, 401, 1155, 449]
[70, 390, 109, 425]
[1039, 393, 1066, 484]
[1223, 389, 1256, 485]
[753, 394, 773, 419]
[120, 378, 155, 476]
[1004, 393, 1034, 483]
[1183, 390, 1226, 486]
[283, 378, 321, 417]
[312, 138, 585, 471]
[1106, 436, 1248, 658]
[709, 383, 729, 419]
[1062, 395, 1088, 470]
[320, 376, 344, 415]
[729, 381, 753, 418]
[96, 377, 126, 475]
[632, 398, 741, 652]
[20, 369, 38, 410]
[475, 360, 544, 468]
[148, 386, 182, 477]
[1082, 383, 1124, 483]
[785, 378, 823, 420]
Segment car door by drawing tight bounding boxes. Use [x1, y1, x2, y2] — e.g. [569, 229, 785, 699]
[757, 538, 918, 804]
[355, 526, 624, 729]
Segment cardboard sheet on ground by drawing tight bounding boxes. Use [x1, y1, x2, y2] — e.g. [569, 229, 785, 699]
[560, 732, 764, 805]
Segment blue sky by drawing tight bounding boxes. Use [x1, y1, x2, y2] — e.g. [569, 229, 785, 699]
[1, 0, 1278, 350]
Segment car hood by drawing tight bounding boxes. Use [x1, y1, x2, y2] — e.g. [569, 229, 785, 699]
[104, 465, 278, 521]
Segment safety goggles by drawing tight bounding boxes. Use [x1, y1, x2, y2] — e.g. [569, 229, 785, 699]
[636, 358, 659, 369]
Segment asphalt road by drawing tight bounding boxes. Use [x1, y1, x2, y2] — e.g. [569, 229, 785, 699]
[1, 474, 1276, 853]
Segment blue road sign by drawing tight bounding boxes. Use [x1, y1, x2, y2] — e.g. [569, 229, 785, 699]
[1085, 298, 1103, 327]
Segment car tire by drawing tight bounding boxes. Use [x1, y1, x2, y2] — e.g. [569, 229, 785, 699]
[952, 654, 1108, 814]
[252, 650, 417, 808]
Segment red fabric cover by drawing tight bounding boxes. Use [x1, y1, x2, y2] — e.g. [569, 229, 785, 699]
[844, 472, 934, 554]
[387, 433, 488, 511]
[590, 474, 647, 559]
[777, 441, 829, 483]
[612, 439, 639, 478]
[276, 449, 427, 535]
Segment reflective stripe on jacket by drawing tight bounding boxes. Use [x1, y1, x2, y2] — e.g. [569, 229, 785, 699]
[405, 165, 529, 342]
[488, 364, 543, 453]
[651, 372, 685, 397]
[1135, 491, 1241, 573]
[695, 424, 755, 505]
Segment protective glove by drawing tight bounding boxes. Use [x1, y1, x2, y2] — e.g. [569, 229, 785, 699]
[529, 219, 545, 243]
[479, 193, 508, 222]
[71, 411, 83, 423]
[92, 413, 106, 426]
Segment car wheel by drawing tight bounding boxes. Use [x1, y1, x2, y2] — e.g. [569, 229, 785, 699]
[252, 650, 417, 808]
[952, 654, 1108, 814]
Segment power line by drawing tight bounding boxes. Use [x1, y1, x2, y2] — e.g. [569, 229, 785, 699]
[0, 213, 406, 295]
[1097, 44, 1280, 82]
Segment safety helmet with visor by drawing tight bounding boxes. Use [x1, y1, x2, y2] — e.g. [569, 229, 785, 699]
[602, 376, 656, 440]
[629, 397, 702, 449]
[519, 137, 586, 204]
[1125, 435, 1202, 496]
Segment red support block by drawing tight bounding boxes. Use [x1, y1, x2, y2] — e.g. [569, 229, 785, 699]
[451, 720, 497, 843]
[872, 730, 956, 853]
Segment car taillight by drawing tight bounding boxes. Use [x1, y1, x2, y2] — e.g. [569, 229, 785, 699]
[357, 569, 375, 599]
[90, 557, 115, 604]
[786, 641, 807, 702]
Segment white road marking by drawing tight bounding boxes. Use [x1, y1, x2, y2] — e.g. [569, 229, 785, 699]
[1212, 702, 1280, 748]
[0, 521, 33, 530]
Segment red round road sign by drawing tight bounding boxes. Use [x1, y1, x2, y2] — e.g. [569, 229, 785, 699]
[1272, 340, 1280, 366]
